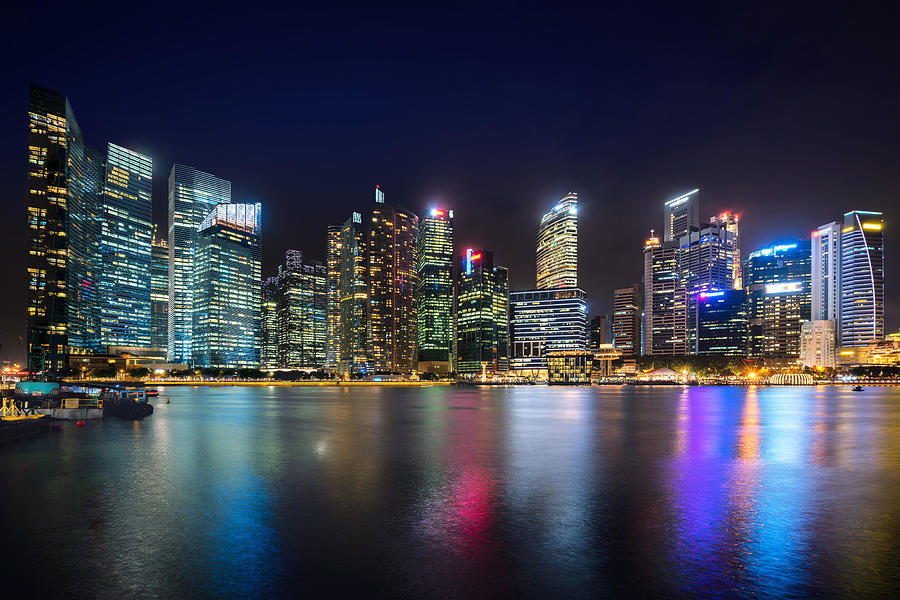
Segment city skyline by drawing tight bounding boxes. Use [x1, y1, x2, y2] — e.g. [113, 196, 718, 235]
[2, 4, 898, 363]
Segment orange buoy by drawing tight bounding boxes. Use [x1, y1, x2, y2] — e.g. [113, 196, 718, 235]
[76, 420, 86, 427]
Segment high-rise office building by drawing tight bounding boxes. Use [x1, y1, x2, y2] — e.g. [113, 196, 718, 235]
[168, 164, 231, 364]
[590, 315, 609, 350]
[150, 228, 169, 351]
[260, 277, 279, 370]
[677, 222, 735, 353]
[664, 188, 700, 243]
[25, 86, 78, 371]
[642, 232, 687, 356]
[192, 203, 261, 368]
[811, 221, 841, 322]
[99, 143, 153, 349]
[710, 211, 741, 289]
[338, 212, 369, 374]
[274, 251, 327, 369]
[456, 249, 509, 376]
[325, 224, 343, 369]
[536, 192, 578, 289]
[800, 320, 836, 368]
[613, 285, 641, 357]
[416, 207, 454, 374]
[509, 288, 589, 377]
[744, 241, 811, 358]
[839, 211, 884, 346]
[367, 187, 419, 373]
[696, 289, 748, 355]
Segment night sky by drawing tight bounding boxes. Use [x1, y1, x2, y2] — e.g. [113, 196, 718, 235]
[1, 2, 898, 363]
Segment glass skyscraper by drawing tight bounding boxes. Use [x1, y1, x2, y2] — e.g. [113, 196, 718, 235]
[367, 188, 419, 373]
[269, 251, 327, 369]
[696, 289, 748, 355]
[260, 277, 279, 370]
[839, 210, 884, 346]
[338, 212, 369, 374]
[325, 224, 343, 369]
[25, 86, 76, 371]
[663, 188, 700, 243]
[811, 221, 841, 323]
[612, 285, 641, 357]
[536, 192, 578, 289]
[99, 143, 153, 349]
[710, 211, 741, 289]
[150, 228, 169, 351]
[168, 164, 231, 364]
[456, 249, 509, 376]
[416, 207, 454, 374]
[192, 203, 261, 368]
[744, 241, 811, 358]
[642, 232, 687, 356]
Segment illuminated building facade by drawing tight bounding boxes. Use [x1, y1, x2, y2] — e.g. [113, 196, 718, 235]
[416, 207, 454, 374]
[536, 192, 578, 289]
[811, 221, 841, 323]
[25, 86, 78, 371]
[710, 211, 741, 289]
[274, 251, 327, 369]
[168, 164, 231, 363]
[663, 188, 699, 242]
[260, 277, 279, 370]
[367, 187, 419, 373]
[642, 232, 686, 355]
[325, 224, 342, 369]
[546, 350, 592, 384]
[509, 288, 589, 376]
[192, 203, 261, 368]
[338, 212, 369, 374]
[744, 241, 811, 358]
[839, 211, 884, 346]
[800, 319, 836, 368]
[613, 285, 641, 357]
[677, 222, 734, 353]
[99, 143, 153, 349]
[456, 249, 509, 376]
[150, 229, 169, 351]
[696, 289, 748, 355]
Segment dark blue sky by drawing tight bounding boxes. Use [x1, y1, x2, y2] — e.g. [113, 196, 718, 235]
[1, 2, 898, 361]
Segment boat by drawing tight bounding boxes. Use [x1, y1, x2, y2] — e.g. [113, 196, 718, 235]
[16, 381, 104, 420]
[852, 385, 864, 392]
[1, 395, 49, 443]
[101, 386, 154, 419]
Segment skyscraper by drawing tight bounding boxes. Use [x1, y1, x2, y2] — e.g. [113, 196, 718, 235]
[642, 232, 687, 356]
[150, 228, 169, 351]
[416, 207, 454, 374]
[99, 143, 153, 349]
[192, 203, 261, 368]
[325, 224, 343, 369]
[613, 285, 641, 357]
[590, 314, 609, 349]
[839, 211, 884, 346]
[811, 221, 841, 322]
[25, 86, 78, 371]
[710, 211, 741, 289]
[696, 289, 748, 355]
[677, 222, 735, 353]
[168, 164, 231, 364]
[663, 188, 700, 243]
[338, 212, 369, 374]
[800, 320, 836, 368]
[366, 187, 418, 373]
[536, 192, 578, 289]
[456, 249, 509, 376]
[274, 251, 327, 369]
[260, 277, 279, 370]
[509, 288, 589, 377]
[744, 241, 811, 358]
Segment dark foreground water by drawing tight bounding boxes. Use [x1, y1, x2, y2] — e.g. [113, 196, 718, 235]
[2, 385, 900, 598]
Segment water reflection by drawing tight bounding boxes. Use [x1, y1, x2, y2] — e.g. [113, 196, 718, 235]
[1, 385, 899, 598]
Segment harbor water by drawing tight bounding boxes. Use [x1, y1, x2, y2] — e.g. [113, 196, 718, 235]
[1, 385, 899, 598]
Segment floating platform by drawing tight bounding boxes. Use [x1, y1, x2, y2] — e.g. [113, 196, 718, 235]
[34, 407, 104, 420]
[0, 418, 49, 443]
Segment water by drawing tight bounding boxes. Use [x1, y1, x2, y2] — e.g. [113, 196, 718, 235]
[2, 385, 899, 598]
